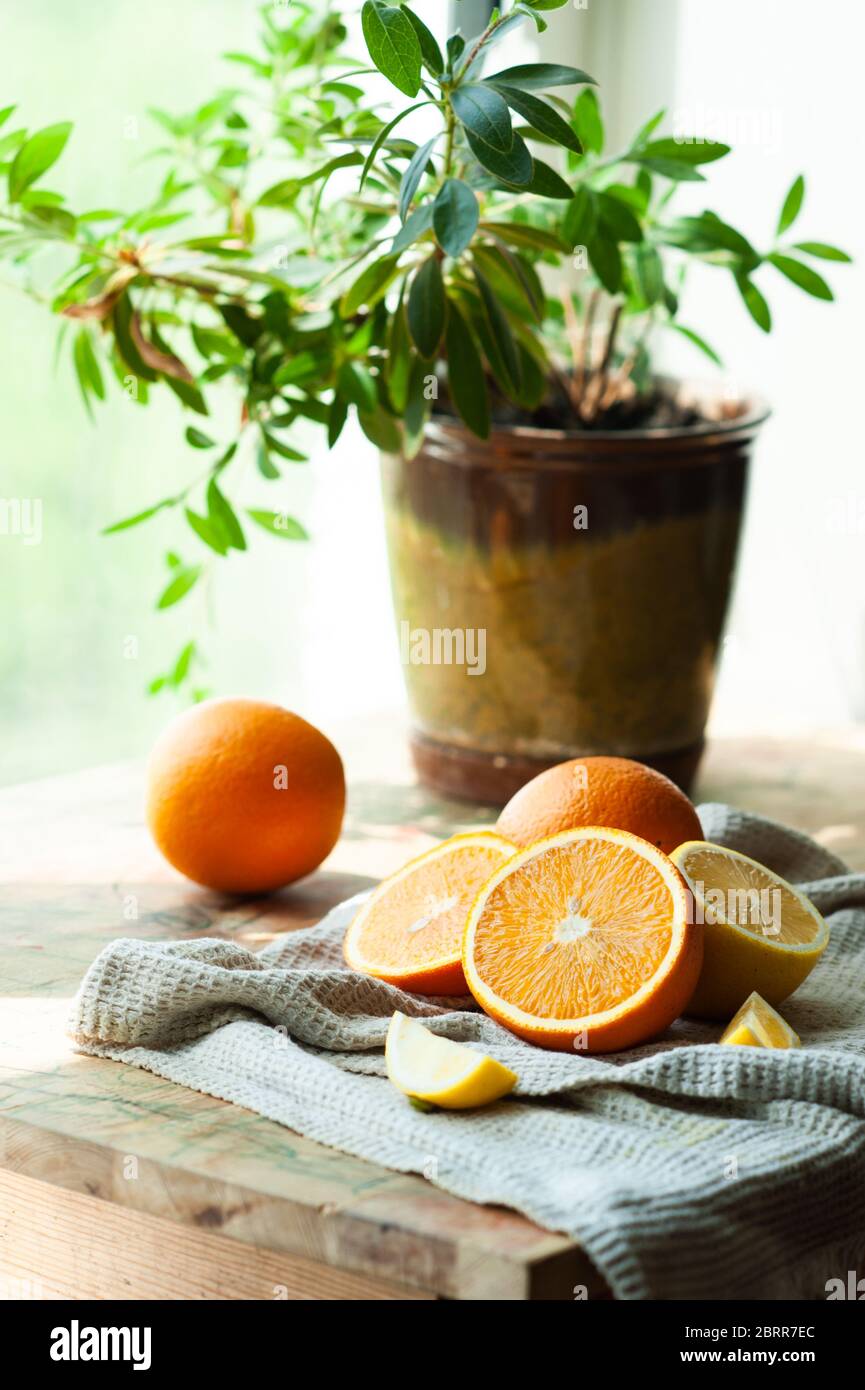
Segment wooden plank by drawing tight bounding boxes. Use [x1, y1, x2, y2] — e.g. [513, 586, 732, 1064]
[0, 1169, 432, 1301]
[0, 1018, 597, 1299]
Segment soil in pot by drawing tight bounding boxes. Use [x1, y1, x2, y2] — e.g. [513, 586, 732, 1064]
[382, 382, 767, 803]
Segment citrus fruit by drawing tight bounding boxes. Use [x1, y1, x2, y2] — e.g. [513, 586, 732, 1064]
[344, 832, 516, 994]
[146, 697, 345, 893]
[386, 1012, 518, 1109]
[496, 755, 703, 856]
[670, 841, 829, 1020]
[719, 992, 801, 1049]
[463, 826, 702, 1053]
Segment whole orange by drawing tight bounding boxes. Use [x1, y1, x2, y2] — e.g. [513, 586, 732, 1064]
[146, 698, 345, 893]
[496, 756, 702, 856]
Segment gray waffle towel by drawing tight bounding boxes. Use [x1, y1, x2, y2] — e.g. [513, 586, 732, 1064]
[69, 804, 865, 1300]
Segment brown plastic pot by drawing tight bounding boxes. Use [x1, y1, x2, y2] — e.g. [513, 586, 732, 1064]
[381, 384, 769, 805]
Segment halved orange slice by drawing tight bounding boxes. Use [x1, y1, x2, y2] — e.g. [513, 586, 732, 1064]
[463, 827, 702, 1052]
[344, 832, 516, 994]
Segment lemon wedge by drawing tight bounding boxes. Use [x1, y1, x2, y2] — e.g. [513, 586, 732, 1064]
[385, 1012, 517, 1110]
[720, 991, 801, 1049]
[670, 841, 829, 1020]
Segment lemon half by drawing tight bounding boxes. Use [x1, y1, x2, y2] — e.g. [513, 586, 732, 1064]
[671, 841, 829, 1020]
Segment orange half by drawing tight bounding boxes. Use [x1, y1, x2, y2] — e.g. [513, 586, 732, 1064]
[344, 832, 516, 994]
[463, 827, 702, 1052]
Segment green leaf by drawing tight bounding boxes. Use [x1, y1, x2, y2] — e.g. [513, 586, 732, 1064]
[446, 35, 466, 73]
[26, 202, 76, 235]
[206, 477, 246, 551]
[525, 159, 574, 199]
[358, 403, 403, 453]
[408, 254, 446, 358]
[404, 7, 444, 75]
[261, 430, 307, 462]
[792, 241, 851, 263]
[472, 244, 543, 322]
[72, 329, 105, 412]
[247, 510, 309, 541]
[185, 426, 215, 449]
[777, 174, 804, 236]
[359, 101, 432, 190]
[361, 1, 422, 98]
[219, 302, 262, 347]
[489, 84, 582, 153]
[485, 63, 596, 90]
[258, 153, 364, 206]
[641, 137, 730, 165]
[632, 109, 666, 148]
[185, 507, 229, 556]
[474, 268, 522, 395]
[102, 499, 174, 535]
[465, 127, 533, 187]
[398, 136, 438, 222]
[402, 357, 432, 457]
[587, 237, 622, 294]
[386, 298, 412, 413]
[735, 273, 772, 332]
[170, 641, 196, 687]
[433, 180, 479, 258]
[0, 104, 16, 130]
[256, 440, 280, 479]
[164, 375, 208, 417]
[657, 214, 757, 263]
[563, 185, 597, 247]
[571, 89, 604, 156]
[627, 155, 705, 182]
[340, 253, 401, 317]
[272, 352, 325, 388]
[8, 122, 72, 202]
[445, 299, 490, 439]
[0, 127, 26, 160]
[597, 191, 643, 243]
[328, 394, 349, 449]
[157, 564, 202, 610]
[768, 253, 833, 301]
[481, 220, 568, 253]
[391, 202, 434, 254]
[668, 323, 723, 367]
[452, 85, 514, 155]
[634, 243, 664, 305]
[337, 360, 378, 413]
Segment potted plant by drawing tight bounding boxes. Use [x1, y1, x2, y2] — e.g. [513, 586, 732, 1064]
[0, 1, 849, 798]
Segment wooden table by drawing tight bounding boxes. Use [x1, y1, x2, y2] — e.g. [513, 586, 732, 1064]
[2, 718, 864, 1301]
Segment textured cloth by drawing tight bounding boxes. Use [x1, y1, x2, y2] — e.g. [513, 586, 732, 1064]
[69, 804, 865, 1300]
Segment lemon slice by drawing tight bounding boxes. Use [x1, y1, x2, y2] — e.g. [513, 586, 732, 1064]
[385, 1012, 517, 1110]
[670, 841, 829, 1020]
[720, 992, 801, 1049]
